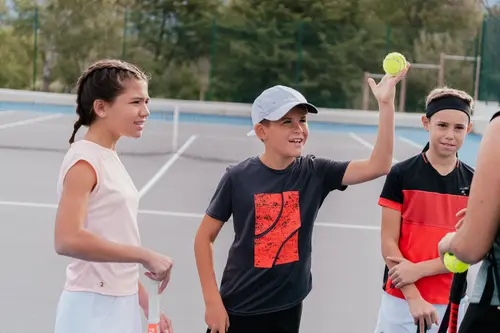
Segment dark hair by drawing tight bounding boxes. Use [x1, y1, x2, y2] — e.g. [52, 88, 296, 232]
[69, 59, 149, 144]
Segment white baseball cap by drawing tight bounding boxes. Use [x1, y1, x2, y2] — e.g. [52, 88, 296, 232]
[247, 85, 318, 136]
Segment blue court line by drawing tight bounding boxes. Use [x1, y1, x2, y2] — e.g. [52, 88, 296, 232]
[0, 101, 482, 167]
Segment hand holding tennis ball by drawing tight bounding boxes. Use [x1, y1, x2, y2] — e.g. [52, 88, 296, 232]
[368, 52, 410, 105]
[383, 52, 408, 76]
[444, 253, 470, 273]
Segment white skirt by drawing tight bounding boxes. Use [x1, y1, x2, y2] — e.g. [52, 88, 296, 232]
[54, 290, 142, 333]
[373, 291, 468, 333]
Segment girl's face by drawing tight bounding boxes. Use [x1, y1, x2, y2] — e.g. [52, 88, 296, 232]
[94, 79, 150, 139]
[422, 109, 472, 157]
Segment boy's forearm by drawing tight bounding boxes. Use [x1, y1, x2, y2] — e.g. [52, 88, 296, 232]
[370, 102, 395, 173]
[194, 237, 223, 306]
[417, 258, 449, 277]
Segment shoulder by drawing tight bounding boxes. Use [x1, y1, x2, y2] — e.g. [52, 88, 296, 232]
[224, 156, 259, 175]
[388, 154, 423, 176]
[458, 160, 475, 175]
[62, 140, 107, 166]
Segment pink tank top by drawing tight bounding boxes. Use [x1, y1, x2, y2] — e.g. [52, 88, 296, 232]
[57, 140, 141, 296]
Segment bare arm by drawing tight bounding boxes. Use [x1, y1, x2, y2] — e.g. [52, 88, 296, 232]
[54, 160, 148, 264]
[342, 101, 395, 185]
[194, 214, 225, 306]
[381, 207, 422, 300]
[447, 117, 500, 264]
[417, 258, 449, 277]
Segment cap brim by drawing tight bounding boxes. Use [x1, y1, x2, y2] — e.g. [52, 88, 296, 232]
[247, 102, 318, 136]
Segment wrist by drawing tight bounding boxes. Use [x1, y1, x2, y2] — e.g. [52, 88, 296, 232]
[135, 247, 150, 266]
[401, 285, 422, 301]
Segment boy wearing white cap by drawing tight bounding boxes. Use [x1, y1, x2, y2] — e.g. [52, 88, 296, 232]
[194, 66, 409, 333]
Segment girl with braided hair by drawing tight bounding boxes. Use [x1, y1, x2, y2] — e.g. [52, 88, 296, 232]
[53, 59, 173, 333]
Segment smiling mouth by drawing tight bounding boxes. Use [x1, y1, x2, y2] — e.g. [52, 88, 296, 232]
[289, 138, 303, 144]
[134, 121, 145, 126]
[441, 143, 455, 148]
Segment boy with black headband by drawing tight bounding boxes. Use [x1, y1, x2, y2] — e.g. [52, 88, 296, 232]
[373, 87, 475, 333]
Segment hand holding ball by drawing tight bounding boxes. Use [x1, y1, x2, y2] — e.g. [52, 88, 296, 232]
[383, 52, 407, 76]
[444, 253, 470, 273]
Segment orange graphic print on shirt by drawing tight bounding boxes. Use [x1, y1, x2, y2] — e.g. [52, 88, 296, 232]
[254, 191, 301, 268]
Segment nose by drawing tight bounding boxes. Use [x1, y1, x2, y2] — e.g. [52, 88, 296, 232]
[140, 104, 150, 118]
[293, 120, 304, 133]
[444, 127, 454, 139]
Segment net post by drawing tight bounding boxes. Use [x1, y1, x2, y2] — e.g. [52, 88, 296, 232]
[172, 105, 179, 152]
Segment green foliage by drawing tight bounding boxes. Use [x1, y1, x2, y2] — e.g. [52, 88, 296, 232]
[0, 0, 490, 111]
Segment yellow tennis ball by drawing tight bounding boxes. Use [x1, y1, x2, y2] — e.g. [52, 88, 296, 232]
[383, 52, 407, 76]
[444, 253, 470, 273]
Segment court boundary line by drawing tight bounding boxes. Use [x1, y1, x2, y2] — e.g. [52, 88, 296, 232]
[398, 136, 423, 149]
[348, 132, 399, 164]
[0, 113, 62, 129]
[138, 134, 198, 198]
[0, 200, 380, 230]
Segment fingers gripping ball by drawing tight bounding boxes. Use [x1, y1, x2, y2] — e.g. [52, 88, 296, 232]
[444, 253, 470, 273]
[383, 52, 407, 76]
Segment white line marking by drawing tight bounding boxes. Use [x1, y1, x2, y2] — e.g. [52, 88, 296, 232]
[0, 200, 380, 230]
[201, 134, 253, 142]
[398, 136, 423, 149]
[138, 209, 204, 219]
[315, 222, 380, 230]
[0, 114, 62, 129]
[138, 134, 198, 198]
[349, 132, 399, 164]
[0, 200, 57, 209]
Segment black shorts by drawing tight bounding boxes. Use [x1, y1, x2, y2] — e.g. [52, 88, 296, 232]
[205, 302, 303, 333]
[458, 303, 500, 333]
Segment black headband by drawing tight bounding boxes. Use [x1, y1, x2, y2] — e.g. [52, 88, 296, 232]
[426, 95, 471, 119]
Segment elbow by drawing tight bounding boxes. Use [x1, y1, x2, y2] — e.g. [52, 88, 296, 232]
[54, 234, 78, 257]
[370, 157, 392, 178]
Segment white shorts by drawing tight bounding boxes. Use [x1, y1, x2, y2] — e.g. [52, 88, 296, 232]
[54, 290, 142, 333]
[373, 292, 469, 333]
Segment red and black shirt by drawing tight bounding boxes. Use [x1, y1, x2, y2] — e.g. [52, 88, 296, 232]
[379, 153, 474, 304]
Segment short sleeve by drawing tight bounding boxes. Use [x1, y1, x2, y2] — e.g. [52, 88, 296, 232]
[378, 164, 403, 212]
[312, 156, 351, 192]
[57, 151, 101, 198]
[205, 167, 233, 222]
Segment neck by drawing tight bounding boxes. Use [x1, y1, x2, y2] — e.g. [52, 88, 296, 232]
[259, 151, 296, 170]
[84, 124, 119, 150]
[425, 147, 457, 174]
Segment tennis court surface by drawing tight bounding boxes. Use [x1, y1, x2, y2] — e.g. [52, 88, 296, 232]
[0, 106, 483, 332]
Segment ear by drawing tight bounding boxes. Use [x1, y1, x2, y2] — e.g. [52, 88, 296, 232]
[93, 99, 107, 119]
[467, 121, 473, 134]
[254, 123, 267, 141]
[421, 115, 430, 131]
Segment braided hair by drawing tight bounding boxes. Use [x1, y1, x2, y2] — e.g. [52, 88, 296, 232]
[69, 59, 149, 144]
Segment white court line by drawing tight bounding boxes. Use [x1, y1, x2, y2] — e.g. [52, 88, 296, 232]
[398, 136, 423, 149]
[349, 132, 399, 164]
[0, 113, 62, 129]
[138, 134, 198, 198]
[0, 200, 380, 230]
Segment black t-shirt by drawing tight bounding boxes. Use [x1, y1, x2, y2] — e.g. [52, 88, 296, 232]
[206, 154, 350, 315]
